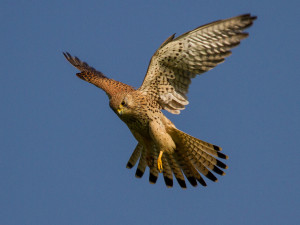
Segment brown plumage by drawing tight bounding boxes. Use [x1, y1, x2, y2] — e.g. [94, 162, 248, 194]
[64, 14, 256, 188]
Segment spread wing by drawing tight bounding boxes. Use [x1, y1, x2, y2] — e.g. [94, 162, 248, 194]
[138, 14, 256, 114]
[63, 52, 134, 98]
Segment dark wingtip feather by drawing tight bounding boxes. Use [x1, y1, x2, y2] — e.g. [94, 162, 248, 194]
[216, 159, 228, 169]
[212, 166, 226, 176]
[63, 52, 71, 62]
[241, 13, 257, 22]
[206, 171, 218, 182]
[63, 52, 79, 68]
[217, 152, 229, 159]
[240, 14, 258, 29]
[176, 178, 187, 189]
[163, 176, 173, 188]
[213, 145, 221, 151]
[197, 176, 207, 186]
[126, 162, 133, 169]
[149, 173, 158, 184]
[63, 52, 73, 61]
[187, 177, 198, 187]
[135, 168, 144, 178]
[251, 15, 258, 21]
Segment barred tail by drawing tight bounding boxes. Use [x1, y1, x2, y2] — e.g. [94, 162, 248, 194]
[126, 128, 228, 188]
[171, 128, 228, 187]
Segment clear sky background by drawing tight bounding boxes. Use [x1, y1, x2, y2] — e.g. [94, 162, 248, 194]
[1, 0, 299, 224]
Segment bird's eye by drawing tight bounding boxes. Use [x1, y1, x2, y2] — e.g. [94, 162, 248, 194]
[121, 100, 126, 106]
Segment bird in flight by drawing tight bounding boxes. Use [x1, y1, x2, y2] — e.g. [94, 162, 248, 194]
[64, 14, 256, 188]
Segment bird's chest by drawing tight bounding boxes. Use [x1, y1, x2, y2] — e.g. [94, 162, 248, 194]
[120, 111, 150, 137]
[119, 96, 162, 138]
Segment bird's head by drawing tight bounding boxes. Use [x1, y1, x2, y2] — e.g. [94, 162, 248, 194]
[109, 92, 135, 117]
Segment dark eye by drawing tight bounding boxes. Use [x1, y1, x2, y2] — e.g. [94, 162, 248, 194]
[121, 100, 126, 106]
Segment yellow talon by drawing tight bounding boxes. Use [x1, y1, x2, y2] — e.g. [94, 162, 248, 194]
[158, 151, 163, 173]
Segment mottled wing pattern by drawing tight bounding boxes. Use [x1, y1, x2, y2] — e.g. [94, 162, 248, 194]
[138, 14, 256, 114]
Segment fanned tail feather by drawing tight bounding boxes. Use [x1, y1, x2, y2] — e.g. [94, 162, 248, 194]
[126, 143, 142, 169]
[171, 128, 228, 186]
[126, 128, 228, 188]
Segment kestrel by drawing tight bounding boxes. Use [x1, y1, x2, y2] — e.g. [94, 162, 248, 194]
[64, 14, 256, 188]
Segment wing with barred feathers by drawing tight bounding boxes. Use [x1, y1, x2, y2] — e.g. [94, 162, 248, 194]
[138, 14, 256, 114]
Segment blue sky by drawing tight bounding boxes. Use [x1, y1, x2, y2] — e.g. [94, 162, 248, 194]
[1, 0, 299, 224]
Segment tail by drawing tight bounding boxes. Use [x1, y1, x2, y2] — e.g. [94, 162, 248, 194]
[126, 128, 228, 188]
[170, 128, 228, 187]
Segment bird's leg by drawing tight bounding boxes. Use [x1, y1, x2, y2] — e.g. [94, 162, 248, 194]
[158, 151, 163, 173]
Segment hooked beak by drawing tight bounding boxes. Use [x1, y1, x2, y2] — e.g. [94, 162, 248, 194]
[117, 108, 123, 115]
